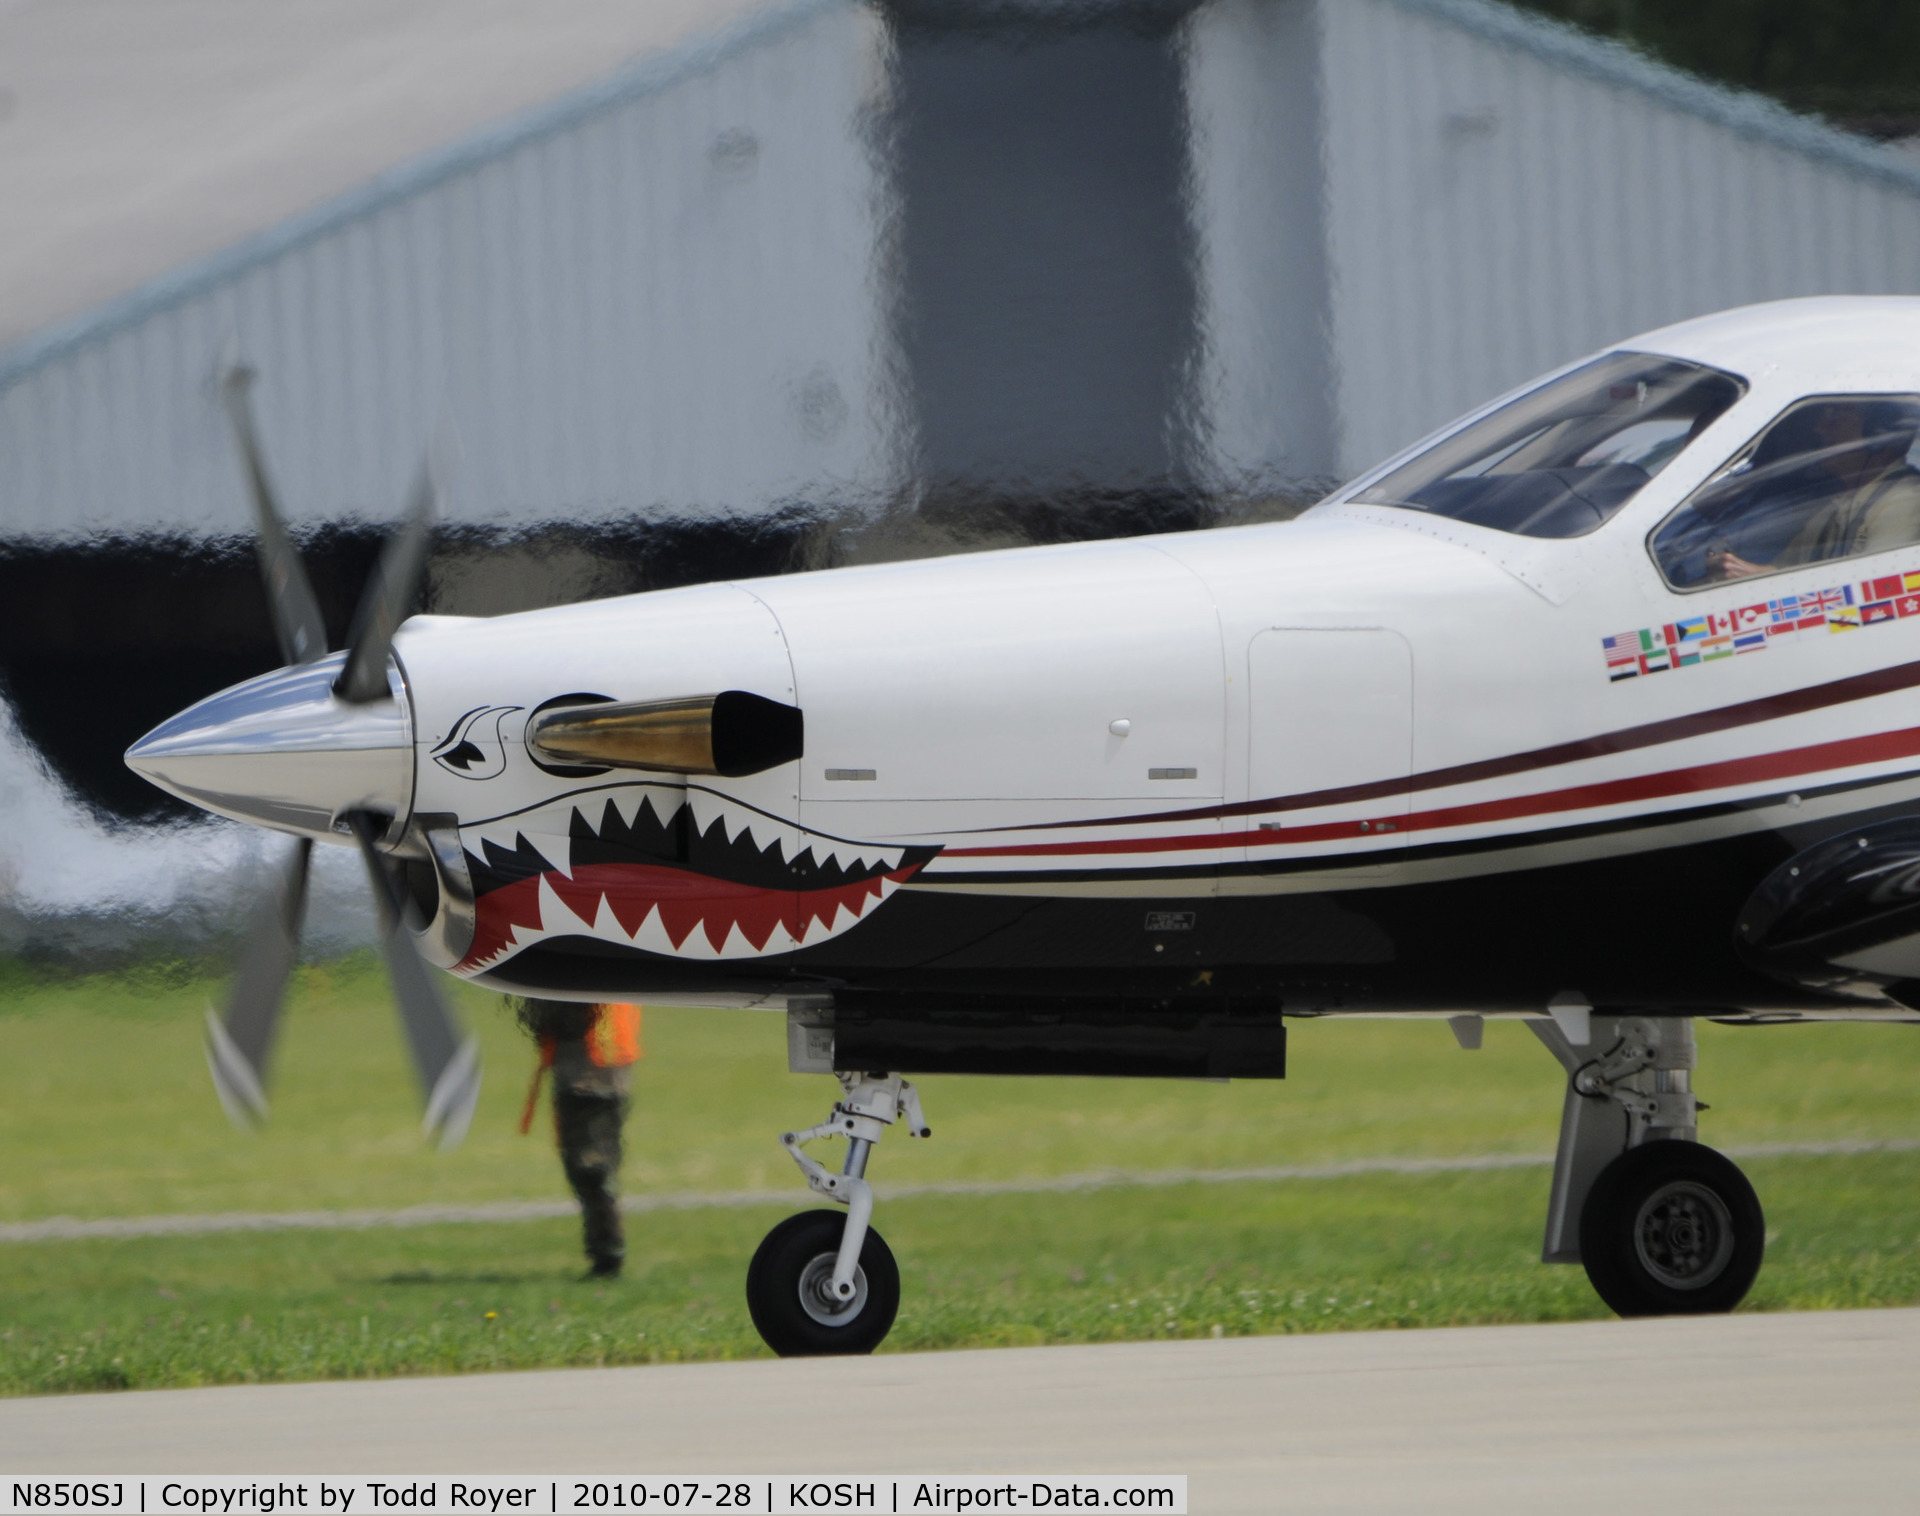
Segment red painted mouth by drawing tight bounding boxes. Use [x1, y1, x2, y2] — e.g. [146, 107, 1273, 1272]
[458, 857, 928, 972]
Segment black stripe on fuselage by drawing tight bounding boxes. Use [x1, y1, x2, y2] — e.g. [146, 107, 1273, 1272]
[979, 656, 1920, 833]
[469, 784, 1917, 1016]
[914, 769, 1920, 887]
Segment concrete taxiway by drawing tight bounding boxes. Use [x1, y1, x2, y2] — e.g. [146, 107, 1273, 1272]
[2, 1309, 1914, 1513]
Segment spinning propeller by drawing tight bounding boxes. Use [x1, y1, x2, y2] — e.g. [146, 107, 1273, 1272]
[202, 367, 481, 1148]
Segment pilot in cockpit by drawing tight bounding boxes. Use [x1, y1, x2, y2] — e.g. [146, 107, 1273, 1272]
[1344, 348, 1920, 593]
[1706, 398, 1920, 580]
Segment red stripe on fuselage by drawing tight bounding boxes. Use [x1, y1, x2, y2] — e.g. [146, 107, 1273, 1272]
[988, 656, 1920, 834]
[942, 723, 1920, 859]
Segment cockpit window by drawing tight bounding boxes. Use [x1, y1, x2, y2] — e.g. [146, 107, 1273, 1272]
[1650, 395, 1920, 589]
[1351, 352, 1746, 538]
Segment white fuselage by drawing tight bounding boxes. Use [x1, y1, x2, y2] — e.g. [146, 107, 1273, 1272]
[132, 297, 1920, 1011]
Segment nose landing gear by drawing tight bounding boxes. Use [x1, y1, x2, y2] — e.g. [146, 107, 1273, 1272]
[746, 1072, 930, 1356]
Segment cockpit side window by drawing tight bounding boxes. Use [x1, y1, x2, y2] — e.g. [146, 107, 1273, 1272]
[1650, 395, 1920, 590]
[1351, 353, 1746, 539]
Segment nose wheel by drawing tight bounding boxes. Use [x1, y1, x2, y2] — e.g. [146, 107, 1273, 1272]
[748, 1071, 929, 1356]
[746, 1209, 901, 1356]
[1578, 1140, 1765, 1316]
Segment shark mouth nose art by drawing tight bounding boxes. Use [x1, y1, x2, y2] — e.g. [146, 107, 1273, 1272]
[455, 786, 940, 972]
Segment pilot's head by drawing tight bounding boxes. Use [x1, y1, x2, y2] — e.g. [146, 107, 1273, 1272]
[1793, 399, 1920, 482]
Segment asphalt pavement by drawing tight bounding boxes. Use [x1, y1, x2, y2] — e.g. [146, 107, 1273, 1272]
[1, 1308, 1915, 1513]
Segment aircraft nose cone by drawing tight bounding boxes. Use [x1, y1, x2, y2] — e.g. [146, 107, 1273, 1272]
[125, 654, 414, 841]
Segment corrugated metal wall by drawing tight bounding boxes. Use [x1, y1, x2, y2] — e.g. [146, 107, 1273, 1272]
[8, 0, 1920, 540]
[1186, 0, 1338, 494]
[1319, 0, 1920, 474]
[0, 0, 896, 543]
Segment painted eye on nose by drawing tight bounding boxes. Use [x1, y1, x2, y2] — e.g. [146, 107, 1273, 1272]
[430, 705, 522, 779]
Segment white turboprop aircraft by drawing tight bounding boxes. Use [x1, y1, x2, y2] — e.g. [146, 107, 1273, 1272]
[129, 297, 1920, 1355]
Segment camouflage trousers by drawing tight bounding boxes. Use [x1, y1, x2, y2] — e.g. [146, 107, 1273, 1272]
[554, 1083, 630, 1272]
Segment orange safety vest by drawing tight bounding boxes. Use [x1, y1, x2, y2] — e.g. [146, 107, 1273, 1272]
[586, 1001, 642, 1068]
[519, 1002, 642, 1133]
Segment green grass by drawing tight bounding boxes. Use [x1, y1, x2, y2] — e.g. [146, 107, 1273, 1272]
[2, 958, 1919, 1395]
[6, 1157, 1918, 1396]
[7, 958, 1919, 1220]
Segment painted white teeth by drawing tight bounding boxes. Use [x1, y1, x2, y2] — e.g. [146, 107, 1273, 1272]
[454, 796, 936, 971]
[537, 875, 580, 931]
[608, 792, 643, 830]
[471, 862, 913, 969]
[586, 891, 625, 940]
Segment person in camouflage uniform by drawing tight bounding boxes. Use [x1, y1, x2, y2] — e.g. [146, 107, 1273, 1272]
[516, 998, 640, 1279]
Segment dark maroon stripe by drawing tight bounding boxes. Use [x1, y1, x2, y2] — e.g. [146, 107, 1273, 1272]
[997, 655, 1920, 832]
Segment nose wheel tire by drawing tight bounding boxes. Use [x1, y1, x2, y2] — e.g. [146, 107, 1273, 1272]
[1578, 1142, 1764, 1318]
[747, 1209, 900, 1357]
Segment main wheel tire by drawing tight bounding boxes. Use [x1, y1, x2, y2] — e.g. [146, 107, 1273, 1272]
[1578, 1141, 1764, 1318]
[746, 1209, 900, 1357]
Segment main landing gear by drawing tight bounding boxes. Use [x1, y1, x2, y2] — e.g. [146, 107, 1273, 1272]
[743, 1015, 1765, 1350]
[746, 1071, 930, 1356]
[1528, 1013, 1764, 1316]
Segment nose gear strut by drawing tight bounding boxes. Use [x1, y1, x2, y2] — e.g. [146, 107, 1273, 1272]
[780, 1072, 930, 1304]
[745, 1072, 929, 1356]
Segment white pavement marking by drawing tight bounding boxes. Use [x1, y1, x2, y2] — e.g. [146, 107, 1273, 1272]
[3, 1137, 1915, 1243]
[1, 1309, 1916, 1513]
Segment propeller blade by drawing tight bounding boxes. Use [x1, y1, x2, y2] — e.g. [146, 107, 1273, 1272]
[205, 835, 312, 1128]
[335, 466, 435, 704]
[220, 367, 329, 666]
[344, 810, 482, 1149]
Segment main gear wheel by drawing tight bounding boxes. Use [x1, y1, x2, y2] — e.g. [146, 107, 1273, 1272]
[1579, 1141, 1764, 1317]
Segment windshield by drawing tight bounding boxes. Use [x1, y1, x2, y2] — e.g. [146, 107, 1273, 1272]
[1351, 352, 1746, 538]
[1649, 394, 1920, 589]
